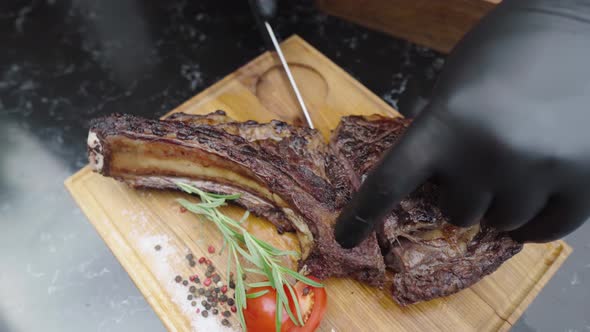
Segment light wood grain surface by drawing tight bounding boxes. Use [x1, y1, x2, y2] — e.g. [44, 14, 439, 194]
[65, 36, 571, 332]
[316, 0, 501, 53]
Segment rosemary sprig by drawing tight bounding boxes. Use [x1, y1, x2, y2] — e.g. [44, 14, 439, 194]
[176, 182, 323, 332]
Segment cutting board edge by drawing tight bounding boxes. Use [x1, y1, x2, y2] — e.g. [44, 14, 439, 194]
[504, 240, 571, 327]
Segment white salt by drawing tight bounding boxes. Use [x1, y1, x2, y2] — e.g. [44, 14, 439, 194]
[137, 234, 239, 331]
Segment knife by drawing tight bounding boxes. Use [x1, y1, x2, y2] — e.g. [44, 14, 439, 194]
[249, 0, 315, 129]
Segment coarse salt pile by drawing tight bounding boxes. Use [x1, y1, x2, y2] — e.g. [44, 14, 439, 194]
[137, 235, 238, 331]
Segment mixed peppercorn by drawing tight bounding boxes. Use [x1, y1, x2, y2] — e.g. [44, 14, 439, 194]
[170, 245, 239, 328]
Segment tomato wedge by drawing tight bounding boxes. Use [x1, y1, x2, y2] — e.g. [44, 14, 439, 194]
[243, 277, 327, 332]
[282, 277, 327, 332]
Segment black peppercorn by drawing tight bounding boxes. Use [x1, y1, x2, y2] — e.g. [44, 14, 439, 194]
[303, 287, 310, 296]
[201, 310, 208, 318]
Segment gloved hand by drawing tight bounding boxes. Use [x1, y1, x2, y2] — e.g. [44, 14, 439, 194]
[335, 0, 590, 247]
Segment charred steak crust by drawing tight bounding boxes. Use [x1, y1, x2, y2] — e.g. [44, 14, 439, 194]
[88, 111, 523, 304]
[330, 114, 412, 180]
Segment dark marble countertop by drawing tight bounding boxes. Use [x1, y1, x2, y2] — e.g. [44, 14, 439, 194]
[1, 1, 588, 331]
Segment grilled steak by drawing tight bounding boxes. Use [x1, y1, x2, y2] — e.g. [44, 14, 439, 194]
[332, 115, 523, 305]
[87, 111, 522, 304]
[88, 111, 386, 287]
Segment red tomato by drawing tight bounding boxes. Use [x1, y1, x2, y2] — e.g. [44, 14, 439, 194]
[282, 277, 327, 332]
[243, 278, 328, 332]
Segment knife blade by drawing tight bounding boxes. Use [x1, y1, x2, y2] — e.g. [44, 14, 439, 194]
[262, 22, 315, 129]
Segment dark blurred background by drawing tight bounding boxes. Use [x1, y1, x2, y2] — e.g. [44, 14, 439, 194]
[0, 1, 587, 331]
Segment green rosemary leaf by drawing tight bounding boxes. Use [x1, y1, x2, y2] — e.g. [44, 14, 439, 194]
[262, 260, 274, 285]
[177, 199, 213, 216]
[192, 201, 226, 209]
[232, 256, 248, 330]
[246, 289, 270, 299]
[275, 293, 282, 332]
[206, 192, 241, 200]
[269, 248, 300, 257]
[219, 238, 227, 255]
[252, 236, 299, 256]
[233, 251, 246, 305]
[273, 268, 298, 327]
[253, 237, 299, 257]
[176, 181, 198, 194]
[176, 182, 241, 201]
[244, 268, 266, 276]
[280, 266, 324, 287]
[239, 210, 250, 223]
[235, 245, 255, 263]
[217, 213, 242, 230]
[247, 281, 273, 288]
[285, 282, 304, 326]
[243, 233, 265, 269]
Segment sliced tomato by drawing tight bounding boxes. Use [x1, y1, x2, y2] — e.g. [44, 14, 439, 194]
[282, 277, 327, 332]
[243, 277, 328, 332]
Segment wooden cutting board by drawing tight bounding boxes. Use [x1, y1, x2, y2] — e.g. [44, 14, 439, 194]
[65, 35, 571, 332]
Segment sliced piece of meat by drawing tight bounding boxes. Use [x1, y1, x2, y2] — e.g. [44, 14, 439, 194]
[331, 114, 523, 305]
[87, 112, 385, 287]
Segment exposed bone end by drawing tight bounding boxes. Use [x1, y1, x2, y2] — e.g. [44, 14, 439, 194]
[87, 131, 104, 172]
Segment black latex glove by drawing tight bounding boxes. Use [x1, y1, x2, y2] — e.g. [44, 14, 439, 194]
[335, 0, 590, 247]
[249, 0, 277, 20]
[249, 0, 279, 50]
